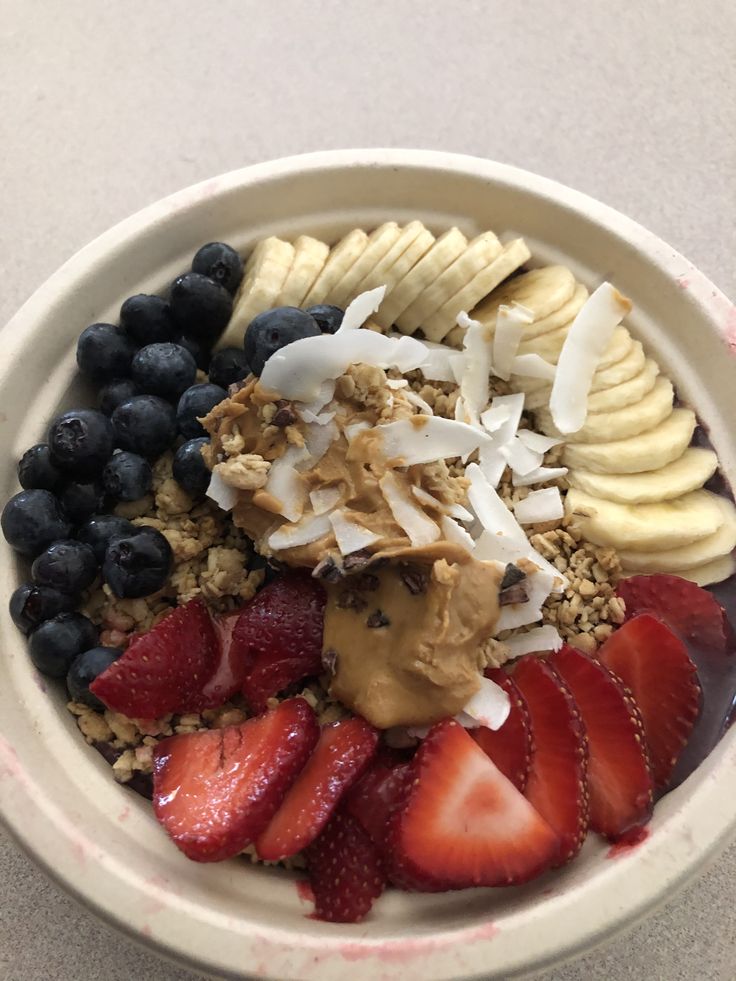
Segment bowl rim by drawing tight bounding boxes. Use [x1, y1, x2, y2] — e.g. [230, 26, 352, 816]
[1, 148, 736, 981]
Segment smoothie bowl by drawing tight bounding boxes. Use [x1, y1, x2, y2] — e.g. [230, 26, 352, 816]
[1, 149, 736, 981]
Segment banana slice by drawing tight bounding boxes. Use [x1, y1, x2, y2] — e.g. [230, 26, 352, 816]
[565, 487, 725, 552]
[567, 447, 719, 504]
[277, 236, 329, 308]
[303, 229, 369, 306]
[589, 340, 646, 391]
[329, 222, 402, 308]
[472, 265, 577, 324]
[430, 239, 532, 345]
[562, 408, 696, 474]
[220, 237, 294, 347]
[586, 359, 660, 414]
[515, 283, 590, 341]
[618, 496, 736, 571]
[376, 228, 467, 330]
[397, 231, 501, 333]
[622, 554, 736, 587]
[355, 221, 429, 294]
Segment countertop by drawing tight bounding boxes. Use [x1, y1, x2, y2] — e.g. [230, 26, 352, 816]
[0, 1, 734, 978]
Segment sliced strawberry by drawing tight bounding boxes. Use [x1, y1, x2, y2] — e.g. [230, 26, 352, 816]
[387, 719, 559, 891]
[343, 748, 413, 847]
[231, 571, 326, 712]
[550, 645, 653, 841]
[472, 668, 533, 792]
[90, 598, 219, 718]
[256, 717, 379, 861]
[305, 808, 386, 923]
[199, 609, 247, 708]
[511, 656, 589, 865]
[598, 614, 701, 788]
[152, 698, 318, 862]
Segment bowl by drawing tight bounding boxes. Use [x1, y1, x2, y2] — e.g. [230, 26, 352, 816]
[1, 149, 735, 981]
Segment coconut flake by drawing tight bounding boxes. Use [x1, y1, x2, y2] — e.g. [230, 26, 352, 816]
[300, 420, 339, 469]
[549, 282, 632, 434]
[493, 303, 534, 381]
[265, 445, 310, 521]
[440, 514, 476, 552]
[403, 389, 434, 415]
[456, 312, 493, 427]
[299, 407, 336, 425]
[496, 565, 556, 631]
[380, 472, 440, 546]
[206, 469, 238, 511]
[386, 378, 409, 389]
[337, 285, 386, 332]
[512, 465, 568, 487]
[456, 676, 511, 730]
[411, 485, 442, 510]
[514, 487, 564, 525]
[504, 625, 563, 659]
[345, 421, 371, 442]
[377, 417, 488, 467]
[329, 510, 382, 555]
[418, 341, 458, 383]
[268, 511, 333, 551]
[297, 379, 336, 417]
[478, 441, 508, 489]
[500, 436, 544, 477]
[516, 431, 562, 453]
[480, 404, 511, 434]
[466, 463, 529, 547]
[310, 486, 342, 515]
[488, 393, 525, 446]
[511, 354, 557, 380]
[447, 502, 474, 522]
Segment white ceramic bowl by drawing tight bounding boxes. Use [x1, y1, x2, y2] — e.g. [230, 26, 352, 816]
[1, 150, 736, 981]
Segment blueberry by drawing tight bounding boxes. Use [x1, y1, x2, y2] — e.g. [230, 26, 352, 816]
[103, 527, 173, 598]
[76, 323, 137, 382]
[244, 307, 320, 376]
[170, 272, 232, 344]
[305, 304, 344, 334]
[1, 490, 71, 557]
[59, 480, 106, 524]
[111, 396, 177, 460]
[172, 438, 211, 497]
[102, 451, 152, 502]
[176, 383, 227, 439]
[17, 444, 63, 491]
[191, 242, 244, 295]
[207, 347, 251, 389]
[131, 342, 197, 401]
[67, 646, 122, 709]
[98, 378, 140, 416]
[32, 539, 98, 594]
[120, 294, 177, 345]
[48, 409, 115, 478]
[10, 583, 76, 635]
[29, 612, 98, 678]
[78, 514, 136, 562]
[177, 334, 212, 371]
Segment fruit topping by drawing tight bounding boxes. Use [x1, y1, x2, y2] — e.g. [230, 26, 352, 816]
[29, 612, 98, 678]
[67, 646, 122, 709]
[97, 378, 140, 416]
[17, 443, 62, 491]
[191, 242, 244, 295]
[102, 526, 173, 599]
[102, 451, 153, 502]
[9, 582, 76, 635]
[550, 645, 653, 840]
[304, 303, 344, 334]
[59, 479, 106, 524]
[207, 347, 251, 390]
[256, 716, 378, 861]
[76, 322, 137, 383]
[244, 307, 321, 376]
[77, 514, 136, 562]
[343, 748, 412, 847]
[1, 489, 71, 557]
[48, 409, 115, 478]
[172, 437, 211, 497]
[170, 272, 233, 344]
[471, 668, 532, 792]
[120, 294, 177, 345]
[131, 342, 197, 401]
[152, 698, 318, 862]
[176, 383, 227, 439]
[31, 539, 98, 594]
[111, 395, 177, 460]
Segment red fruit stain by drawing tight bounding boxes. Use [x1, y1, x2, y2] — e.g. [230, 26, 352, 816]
[338, 922, 498, 962]
[141, 924, 152, 937]
[296, 879, 314, 904]
[607, 826, 650, 859]
[675, 275, 690, 289]
[118, 806, 130, 822]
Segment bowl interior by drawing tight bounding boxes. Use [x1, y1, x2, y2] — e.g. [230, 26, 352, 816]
[1, 151, 735, 981]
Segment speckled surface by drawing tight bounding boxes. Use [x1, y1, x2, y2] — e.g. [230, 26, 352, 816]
[0, 1, 734, 979]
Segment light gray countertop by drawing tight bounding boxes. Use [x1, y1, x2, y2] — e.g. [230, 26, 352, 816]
[0, 1, 734, 978]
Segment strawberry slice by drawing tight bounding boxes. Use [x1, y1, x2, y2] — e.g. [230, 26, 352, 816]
[511, 656, 589, 865]
[598, 614, 701, 788]
[387, 719, 559, 891]
[90, 598, 219, 718]
[152, 698, 318, 862]
[231, 571, 326, 712]
[471, 668, 532, 792]
[305, 808, 387, 923]
[343, 748, 413, 847]
[550, 645, 653, 841]
[199, 609, 247, 708]
[256, 717, 379, 861]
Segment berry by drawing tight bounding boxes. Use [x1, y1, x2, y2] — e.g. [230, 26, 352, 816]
[598, 614, 701, 788]
[102, 526, 173, 598]
[192, 242, 243, 295]
[102, 451, 153, 502]
[244, 307, 320, 376]
[256, 717, 378, 861]
[111, 395, 177, 460]
[172, 438, 211, 497]
[90, 598, 216, 716]
[170, 272, 232, 344]
[77, 514, 135, 562]
[17, 444, 62, 491]
[120, 294, 177, 345]
[98, 378, 139, 416]
[48, 409, 115, 478]
[1, 490, 71, 557]
[207, 347, 250, 389]
[9, 583, 76, 635]
[67, 646, 122, 710]
[76, 323, 137, 382]
[305, 304, 344, 334]
[131, 342, 197, 401]
[305, 809, 386, 923]
[176, 334, 211, 371]
[176, 383, 227, 439]
[29, 612, 98, 678]
[231, 571, 326, 711]
[151, 698, 319, 861]
[59, 480, 106, 524]
[550, 645, 654, 841]
[471, 668, 533, 792]
[342, 748, 412, 848]
[199, 608, 248, 706]
[512, 656, 589, 865]
[32, 539, 98, 594]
